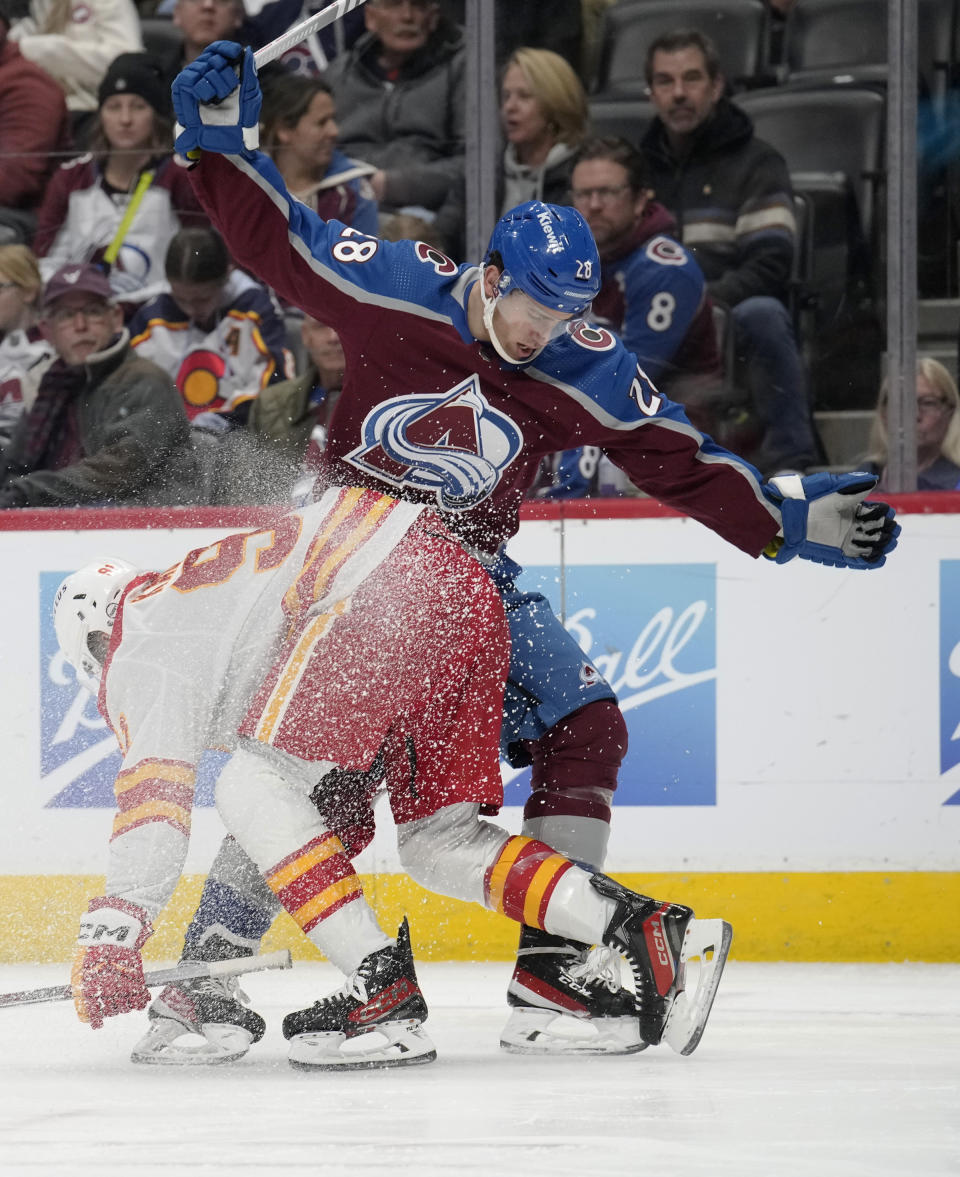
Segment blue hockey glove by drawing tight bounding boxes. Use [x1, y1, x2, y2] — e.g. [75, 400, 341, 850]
[762, 471, 900, 570]
[172, 40, 261, 157]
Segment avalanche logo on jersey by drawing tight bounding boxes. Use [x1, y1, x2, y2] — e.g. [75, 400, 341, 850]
[344, 373, 523, 511]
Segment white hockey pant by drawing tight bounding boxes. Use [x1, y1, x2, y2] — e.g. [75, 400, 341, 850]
[215, 741, 391, 974]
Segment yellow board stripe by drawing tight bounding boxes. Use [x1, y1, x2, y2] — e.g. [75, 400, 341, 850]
[266, 835, 344, 892]
[112, 799, 190, 835]
[292, 875, 364, 929]
[521, 854, 571, 928]
[5, 872, 960, 963]
[115, 762, 196, 794]
[485, 836, 529, 914]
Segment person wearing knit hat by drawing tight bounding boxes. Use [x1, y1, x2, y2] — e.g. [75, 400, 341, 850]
[97, 52, 171, 119]
[32, 49, 208, 313]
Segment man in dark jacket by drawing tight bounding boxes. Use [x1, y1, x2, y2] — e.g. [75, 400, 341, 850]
[322, 0, 464, 249]
[639, 29, 820, 475]
[0, 263, 196, 507]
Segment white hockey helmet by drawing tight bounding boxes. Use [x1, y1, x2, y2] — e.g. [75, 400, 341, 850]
[53, 558, 138, 693]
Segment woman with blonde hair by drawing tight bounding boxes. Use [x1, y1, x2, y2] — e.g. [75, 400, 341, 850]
[0, 242, 54, 444]
[864, 356, 960, 490]
[499, 46, 589, 214]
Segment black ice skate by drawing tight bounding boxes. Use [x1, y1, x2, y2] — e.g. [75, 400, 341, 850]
[591, 872, 733, 1055]
[130, 935, 266, 1066]
[282, 918, 436, 1070]
[500, 926, 645, 1055]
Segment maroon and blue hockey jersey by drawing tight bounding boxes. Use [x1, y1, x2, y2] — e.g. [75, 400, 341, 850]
[189, 151, 780, 558]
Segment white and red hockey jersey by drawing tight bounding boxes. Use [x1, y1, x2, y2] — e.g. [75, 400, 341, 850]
[97, 486, 426, 918]
[33, 154, 206, 306]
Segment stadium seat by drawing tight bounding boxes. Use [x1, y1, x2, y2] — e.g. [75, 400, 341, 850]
[789, 175, 857, 327]
[735, 85, 885, 256]
[783, 0, 956, 101]
[591, 0, 774, 96]
[735, 85, 887, 408]
[586, 96, 655, 145]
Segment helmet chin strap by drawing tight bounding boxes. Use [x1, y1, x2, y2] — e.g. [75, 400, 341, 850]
[479, 277, 546, 366]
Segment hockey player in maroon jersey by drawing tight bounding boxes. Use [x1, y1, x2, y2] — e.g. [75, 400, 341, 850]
[55, 492, 732, 1068]
[156, 42, 900, 1059]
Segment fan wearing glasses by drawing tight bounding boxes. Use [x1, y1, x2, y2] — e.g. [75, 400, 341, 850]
[0, 262, 192, 508]
[863, 357, 960, 491]
[538, 136, 725, 498]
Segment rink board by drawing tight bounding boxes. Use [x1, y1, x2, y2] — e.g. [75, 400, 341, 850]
[1, 497, 958, 962]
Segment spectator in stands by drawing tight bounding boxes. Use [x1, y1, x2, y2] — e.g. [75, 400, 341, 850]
[240, 316, 346, 501]
[499, 47, 588, 217]
[259, 71, 378, 234]
[322, 0, 465, 251]
[863, 358, 960, 492]
[640, 29, 820, 476]
[128, 226, 293, 431]
[7, 0, 141, 129]
[539, 137, 724, 498]
[0, 262, 193, 507]
[154, 0, 244, 84]
[33, 52, 207, 312]
[0, 0, 71, 246]
[442, 0, 584, 73]
[0, 243, 54, 445]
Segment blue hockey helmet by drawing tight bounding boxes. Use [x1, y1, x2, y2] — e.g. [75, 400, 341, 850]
[484, 200, 600, 316]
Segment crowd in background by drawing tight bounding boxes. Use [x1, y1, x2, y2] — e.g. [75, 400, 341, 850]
[0, 0, 958, 509]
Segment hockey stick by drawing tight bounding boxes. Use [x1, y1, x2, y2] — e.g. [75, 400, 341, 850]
[253, 0, 370, 69]
[0, 948, 292, 1010]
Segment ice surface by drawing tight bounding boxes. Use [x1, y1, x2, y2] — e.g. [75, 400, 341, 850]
[0, 961, 957, 1177]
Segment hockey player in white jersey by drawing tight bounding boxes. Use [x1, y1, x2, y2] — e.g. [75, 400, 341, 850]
[56, 488, 733, 1069]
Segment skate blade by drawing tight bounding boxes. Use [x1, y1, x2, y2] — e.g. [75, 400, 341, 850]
[662, 918, 733, 1056]
[130, 1018, 255, 1066]
[287, 1020, 437, 1071]
[500, 1007, 646, 1056]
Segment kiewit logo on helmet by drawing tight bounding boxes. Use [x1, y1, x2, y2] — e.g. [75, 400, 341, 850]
[536, 210, 564, 255]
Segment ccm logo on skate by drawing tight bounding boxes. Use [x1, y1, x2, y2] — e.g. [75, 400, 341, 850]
[349, 978, 417, 1025]
[645, 911, 676, 996]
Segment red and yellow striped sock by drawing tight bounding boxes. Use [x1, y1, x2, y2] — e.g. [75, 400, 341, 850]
[263, 832, 363, 935]
[484, 835, 575, 930]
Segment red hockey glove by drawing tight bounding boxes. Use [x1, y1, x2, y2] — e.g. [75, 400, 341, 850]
[71, 897, 153, 1029]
